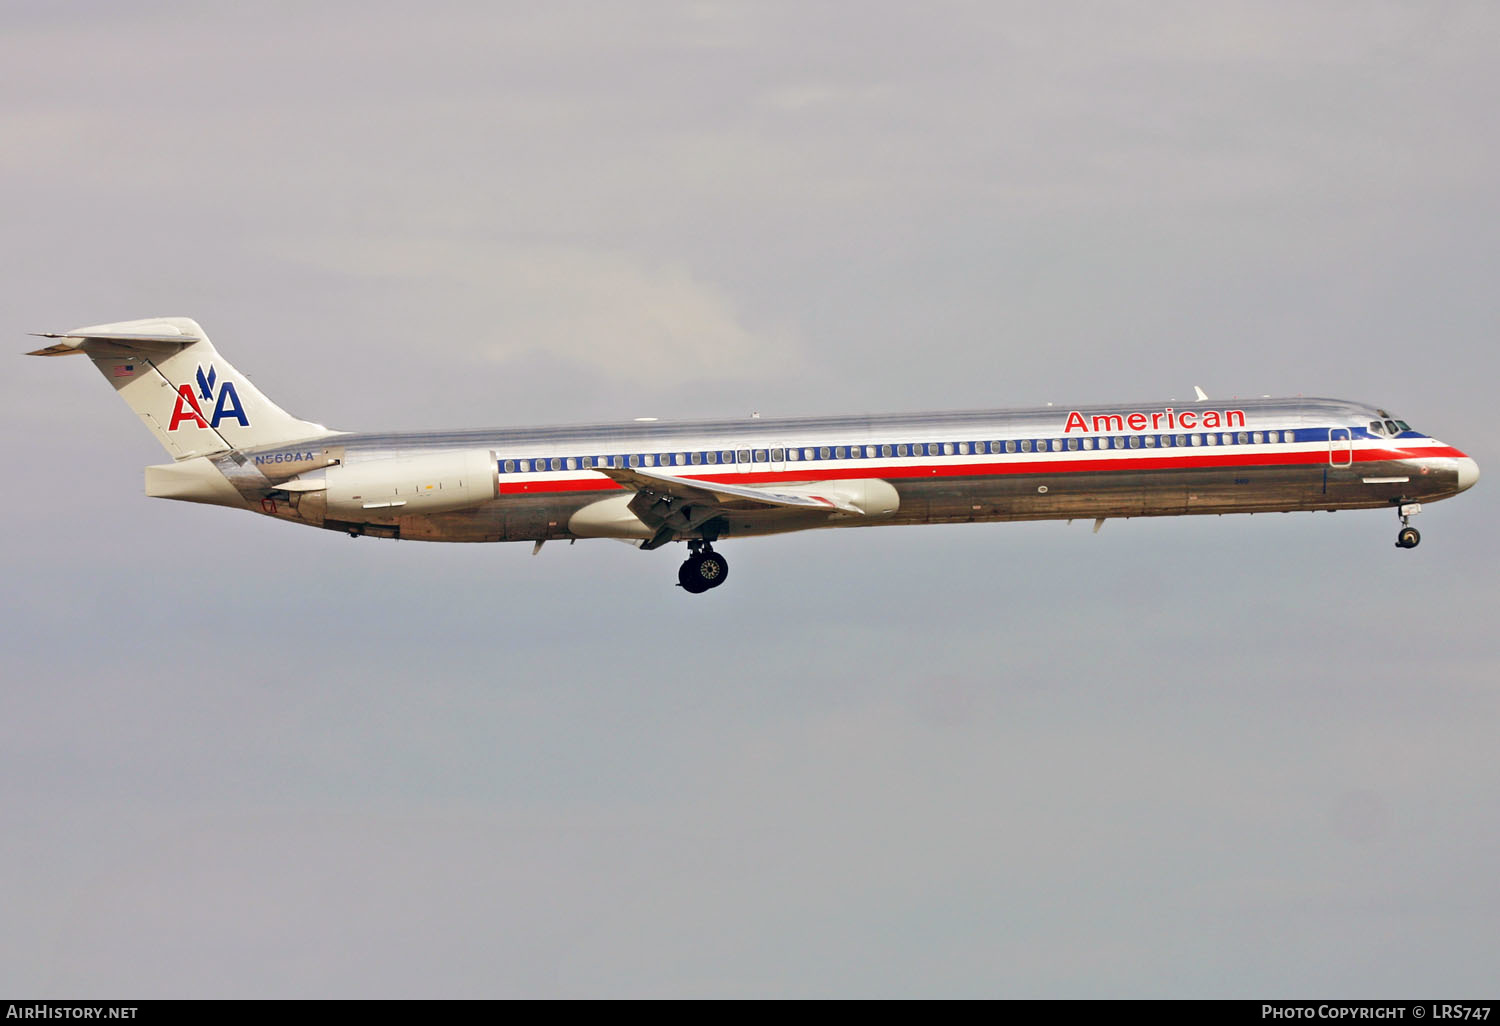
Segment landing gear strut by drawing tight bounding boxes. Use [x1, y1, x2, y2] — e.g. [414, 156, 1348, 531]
[678, 540, 729, 594]
[1395, 502, 1422, 549]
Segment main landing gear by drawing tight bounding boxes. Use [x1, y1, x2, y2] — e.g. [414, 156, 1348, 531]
[1395, 502, 1422, 549]
[678, 540, 729, 594]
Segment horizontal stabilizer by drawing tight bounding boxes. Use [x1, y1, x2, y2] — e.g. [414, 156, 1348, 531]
[28, 316, 338, 459]
[28, 324, 201, 356]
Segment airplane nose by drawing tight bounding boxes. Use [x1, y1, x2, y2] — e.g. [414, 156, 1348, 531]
[1456, 456, 1480, 492]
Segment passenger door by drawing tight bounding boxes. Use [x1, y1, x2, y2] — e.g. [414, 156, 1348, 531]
[1328, 427, 1352, 468]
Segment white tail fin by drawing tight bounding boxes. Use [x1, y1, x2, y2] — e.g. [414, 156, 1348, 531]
[29, 317, 338, 459]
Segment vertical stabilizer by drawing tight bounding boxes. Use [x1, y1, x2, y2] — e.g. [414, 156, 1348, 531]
[28, 317, 338, 459]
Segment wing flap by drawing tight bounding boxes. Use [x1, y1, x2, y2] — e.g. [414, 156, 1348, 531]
[595, 465, 861, 514]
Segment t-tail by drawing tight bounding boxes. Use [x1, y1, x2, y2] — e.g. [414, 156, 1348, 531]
[28, 317, 337, 459]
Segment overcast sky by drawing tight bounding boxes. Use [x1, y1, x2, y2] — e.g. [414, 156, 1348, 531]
[2, 0, 1496, 998]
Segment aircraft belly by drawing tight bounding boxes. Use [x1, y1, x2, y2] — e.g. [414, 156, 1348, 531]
[894, 469, 1175, 521]
[397, 508, 506, 542]
[270, 457, 1462, 542]
[501, 496, 587, 541]
[893, 463, 1337, 523]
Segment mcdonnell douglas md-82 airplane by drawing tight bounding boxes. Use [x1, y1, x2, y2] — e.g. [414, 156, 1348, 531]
[30, 317, 1479, 593]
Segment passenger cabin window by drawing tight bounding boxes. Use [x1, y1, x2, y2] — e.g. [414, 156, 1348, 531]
[819, 446, 831, 459]
[1066, 438, 1079, 451]
[737, 450, 751, 464]
[754, 449, 767, 463]
[882, 444, 893, 458]
[787, 449, 799, 461]
[1237, 432, 1249, 444]
[1020, 439, 1032, 452]
[771, 448, 784, 462]
[1129, 436, 1141, 449]
[1082, 438, 1093, 450]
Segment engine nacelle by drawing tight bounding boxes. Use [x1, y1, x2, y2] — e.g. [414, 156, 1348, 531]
[278, 449, 498, 524]
[326, 449, 498, 519]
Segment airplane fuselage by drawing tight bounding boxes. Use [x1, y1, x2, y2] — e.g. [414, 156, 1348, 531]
[32, 318, 1478, 593]
[199, 396, 1474, 546]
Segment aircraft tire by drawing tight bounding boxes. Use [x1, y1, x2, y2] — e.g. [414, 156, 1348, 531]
[696, 551, 728, 588]
[678, 552, 728, 593]
[1397, 526, 1420, 549]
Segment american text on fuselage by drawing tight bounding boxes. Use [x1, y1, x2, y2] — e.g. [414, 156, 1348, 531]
[239, 398, 1476, 591]
[28, 317, 1478, 594]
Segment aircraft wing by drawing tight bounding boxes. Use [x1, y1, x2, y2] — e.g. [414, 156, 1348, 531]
[597, 466, 864, 514]
[593, 465, 874, 548]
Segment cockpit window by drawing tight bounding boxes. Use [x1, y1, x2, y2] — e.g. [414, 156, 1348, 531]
[1384, 420, 1399, 435]
[1396, 421, 1411, 431]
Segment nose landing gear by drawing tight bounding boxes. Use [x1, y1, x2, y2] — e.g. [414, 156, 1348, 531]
[678, 540, 729, 594]
[1395, 502, 1422, 549]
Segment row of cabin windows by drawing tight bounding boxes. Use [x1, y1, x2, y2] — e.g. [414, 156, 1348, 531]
[499, 429, 1298, 474]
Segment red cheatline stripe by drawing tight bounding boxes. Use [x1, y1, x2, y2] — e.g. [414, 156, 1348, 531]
[497, 446, 1466, 495]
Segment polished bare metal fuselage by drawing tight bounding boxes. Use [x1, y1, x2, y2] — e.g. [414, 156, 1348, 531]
[236, 396, 1473, 545]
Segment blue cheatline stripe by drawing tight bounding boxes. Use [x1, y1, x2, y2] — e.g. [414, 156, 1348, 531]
[496, 426, 1436, 475]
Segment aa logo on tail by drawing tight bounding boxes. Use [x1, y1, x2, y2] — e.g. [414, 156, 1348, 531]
[168, 364, 249, 430]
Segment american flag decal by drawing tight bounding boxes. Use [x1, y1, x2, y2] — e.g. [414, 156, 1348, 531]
[113, 364, 135, 377]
